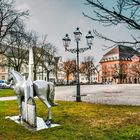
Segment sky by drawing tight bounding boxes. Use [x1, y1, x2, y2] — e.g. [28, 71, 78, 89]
[15, 0, 136, 64]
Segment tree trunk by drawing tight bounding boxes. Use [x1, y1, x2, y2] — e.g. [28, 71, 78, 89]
[55, 65, 58, 83]
[33, 67, 37, 80]
[47, 70, 50, 81]
[66, 72, 69, 85]
[15, 66, 20, 72]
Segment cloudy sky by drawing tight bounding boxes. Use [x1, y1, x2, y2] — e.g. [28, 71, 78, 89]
[15, 0, 135, 63]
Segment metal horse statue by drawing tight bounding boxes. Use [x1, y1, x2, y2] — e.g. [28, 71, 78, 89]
[9, 70, 55, 125]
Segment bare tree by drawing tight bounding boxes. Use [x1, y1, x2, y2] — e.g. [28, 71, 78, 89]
[54, 56, 61, 83]
[29, 32, 44, 80]
[80, 56, 95, 83]
[0, 0, 29, 49]
[3, 22, 30, 72]
[130, 61, 140, 77]
[0, 0, 58, 81]
[63, 60, 76, 85]
[28, 33, 47, 81]
[24, 33, 57, 81]
[42, 43, 57, 81]
[0, 0, 29, 73]
[112, 62, 127, 84]
[83, 0, 140, 48]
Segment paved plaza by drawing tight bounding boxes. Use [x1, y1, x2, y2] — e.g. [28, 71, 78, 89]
[55, 84, 140, 105]
[1, 84, 140, 105]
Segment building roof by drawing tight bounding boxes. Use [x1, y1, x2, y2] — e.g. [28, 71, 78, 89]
[100, 45, 140, 63]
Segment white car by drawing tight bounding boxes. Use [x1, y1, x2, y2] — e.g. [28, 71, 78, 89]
[0, 80, 8, 88]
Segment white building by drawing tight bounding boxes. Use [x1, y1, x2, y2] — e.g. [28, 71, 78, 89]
[80, 71, 98, 84]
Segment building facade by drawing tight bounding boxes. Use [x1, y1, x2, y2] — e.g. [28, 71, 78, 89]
[0, 54, 65, 83]
[100, 45, 140, 84]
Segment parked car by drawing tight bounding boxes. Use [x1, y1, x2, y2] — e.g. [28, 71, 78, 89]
[0, 80, 8, 88]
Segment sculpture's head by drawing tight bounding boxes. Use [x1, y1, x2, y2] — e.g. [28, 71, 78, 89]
[7, 71, 15, 87]
[9, 70, 24, 84]
[8, 70, 13, 80]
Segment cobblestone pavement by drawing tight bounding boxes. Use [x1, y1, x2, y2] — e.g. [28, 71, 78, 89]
[1, 84, 140, 105]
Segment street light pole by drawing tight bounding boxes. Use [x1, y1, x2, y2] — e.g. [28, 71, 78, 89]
[62, 27, 94, 102]
[76, 40, 81, 101]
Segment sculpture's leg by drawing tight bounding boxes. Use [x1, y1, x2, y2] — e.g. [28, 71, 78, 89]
[48, 84, 55, 106]
[17, 95, 22, 121]
[46, 107, 52, 126]
[48, 107, 52, 120]
[49, 84, 58, 106]
[42, 100, 52, 126]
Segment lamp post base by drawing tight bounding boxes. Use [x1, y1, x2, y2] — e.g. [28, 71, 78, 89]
[76, 96, 81, 102]
[76, 84, 81, 102]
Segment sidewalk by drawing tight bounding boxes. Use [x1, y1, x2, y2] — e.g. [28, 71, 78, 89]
[0, 96, 17, 101]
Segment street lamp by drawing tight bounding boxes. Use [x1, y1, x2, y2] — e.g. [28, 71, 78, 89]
[62, 27, 94, 102]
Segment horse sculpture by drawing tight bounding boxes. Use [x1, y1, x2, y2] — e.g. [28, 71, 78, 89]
[9, 70, 56, 125]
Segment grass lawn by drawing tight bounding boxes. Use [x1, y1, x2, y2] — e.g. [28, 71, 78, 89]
[0, 89, 15, 97]
[0, 100, 140, 140]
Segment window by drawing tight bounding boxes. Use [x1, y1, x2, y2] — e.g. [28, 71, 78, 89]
[2, 76, 5, 80]
[103, 65, 106, 70]
[128, 64, 131, 68]
[112, 64, 115, 68]
[2, 66, 5, 72]
[107, 65, 110, 69]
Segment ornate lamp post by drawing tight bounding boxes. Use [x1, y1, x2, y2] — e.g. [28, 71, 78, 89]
[62, 27, 94, 102]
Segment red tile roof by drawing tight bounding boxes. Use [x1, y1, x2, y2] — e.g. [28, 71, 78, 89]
[100, 45, 140, 62]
